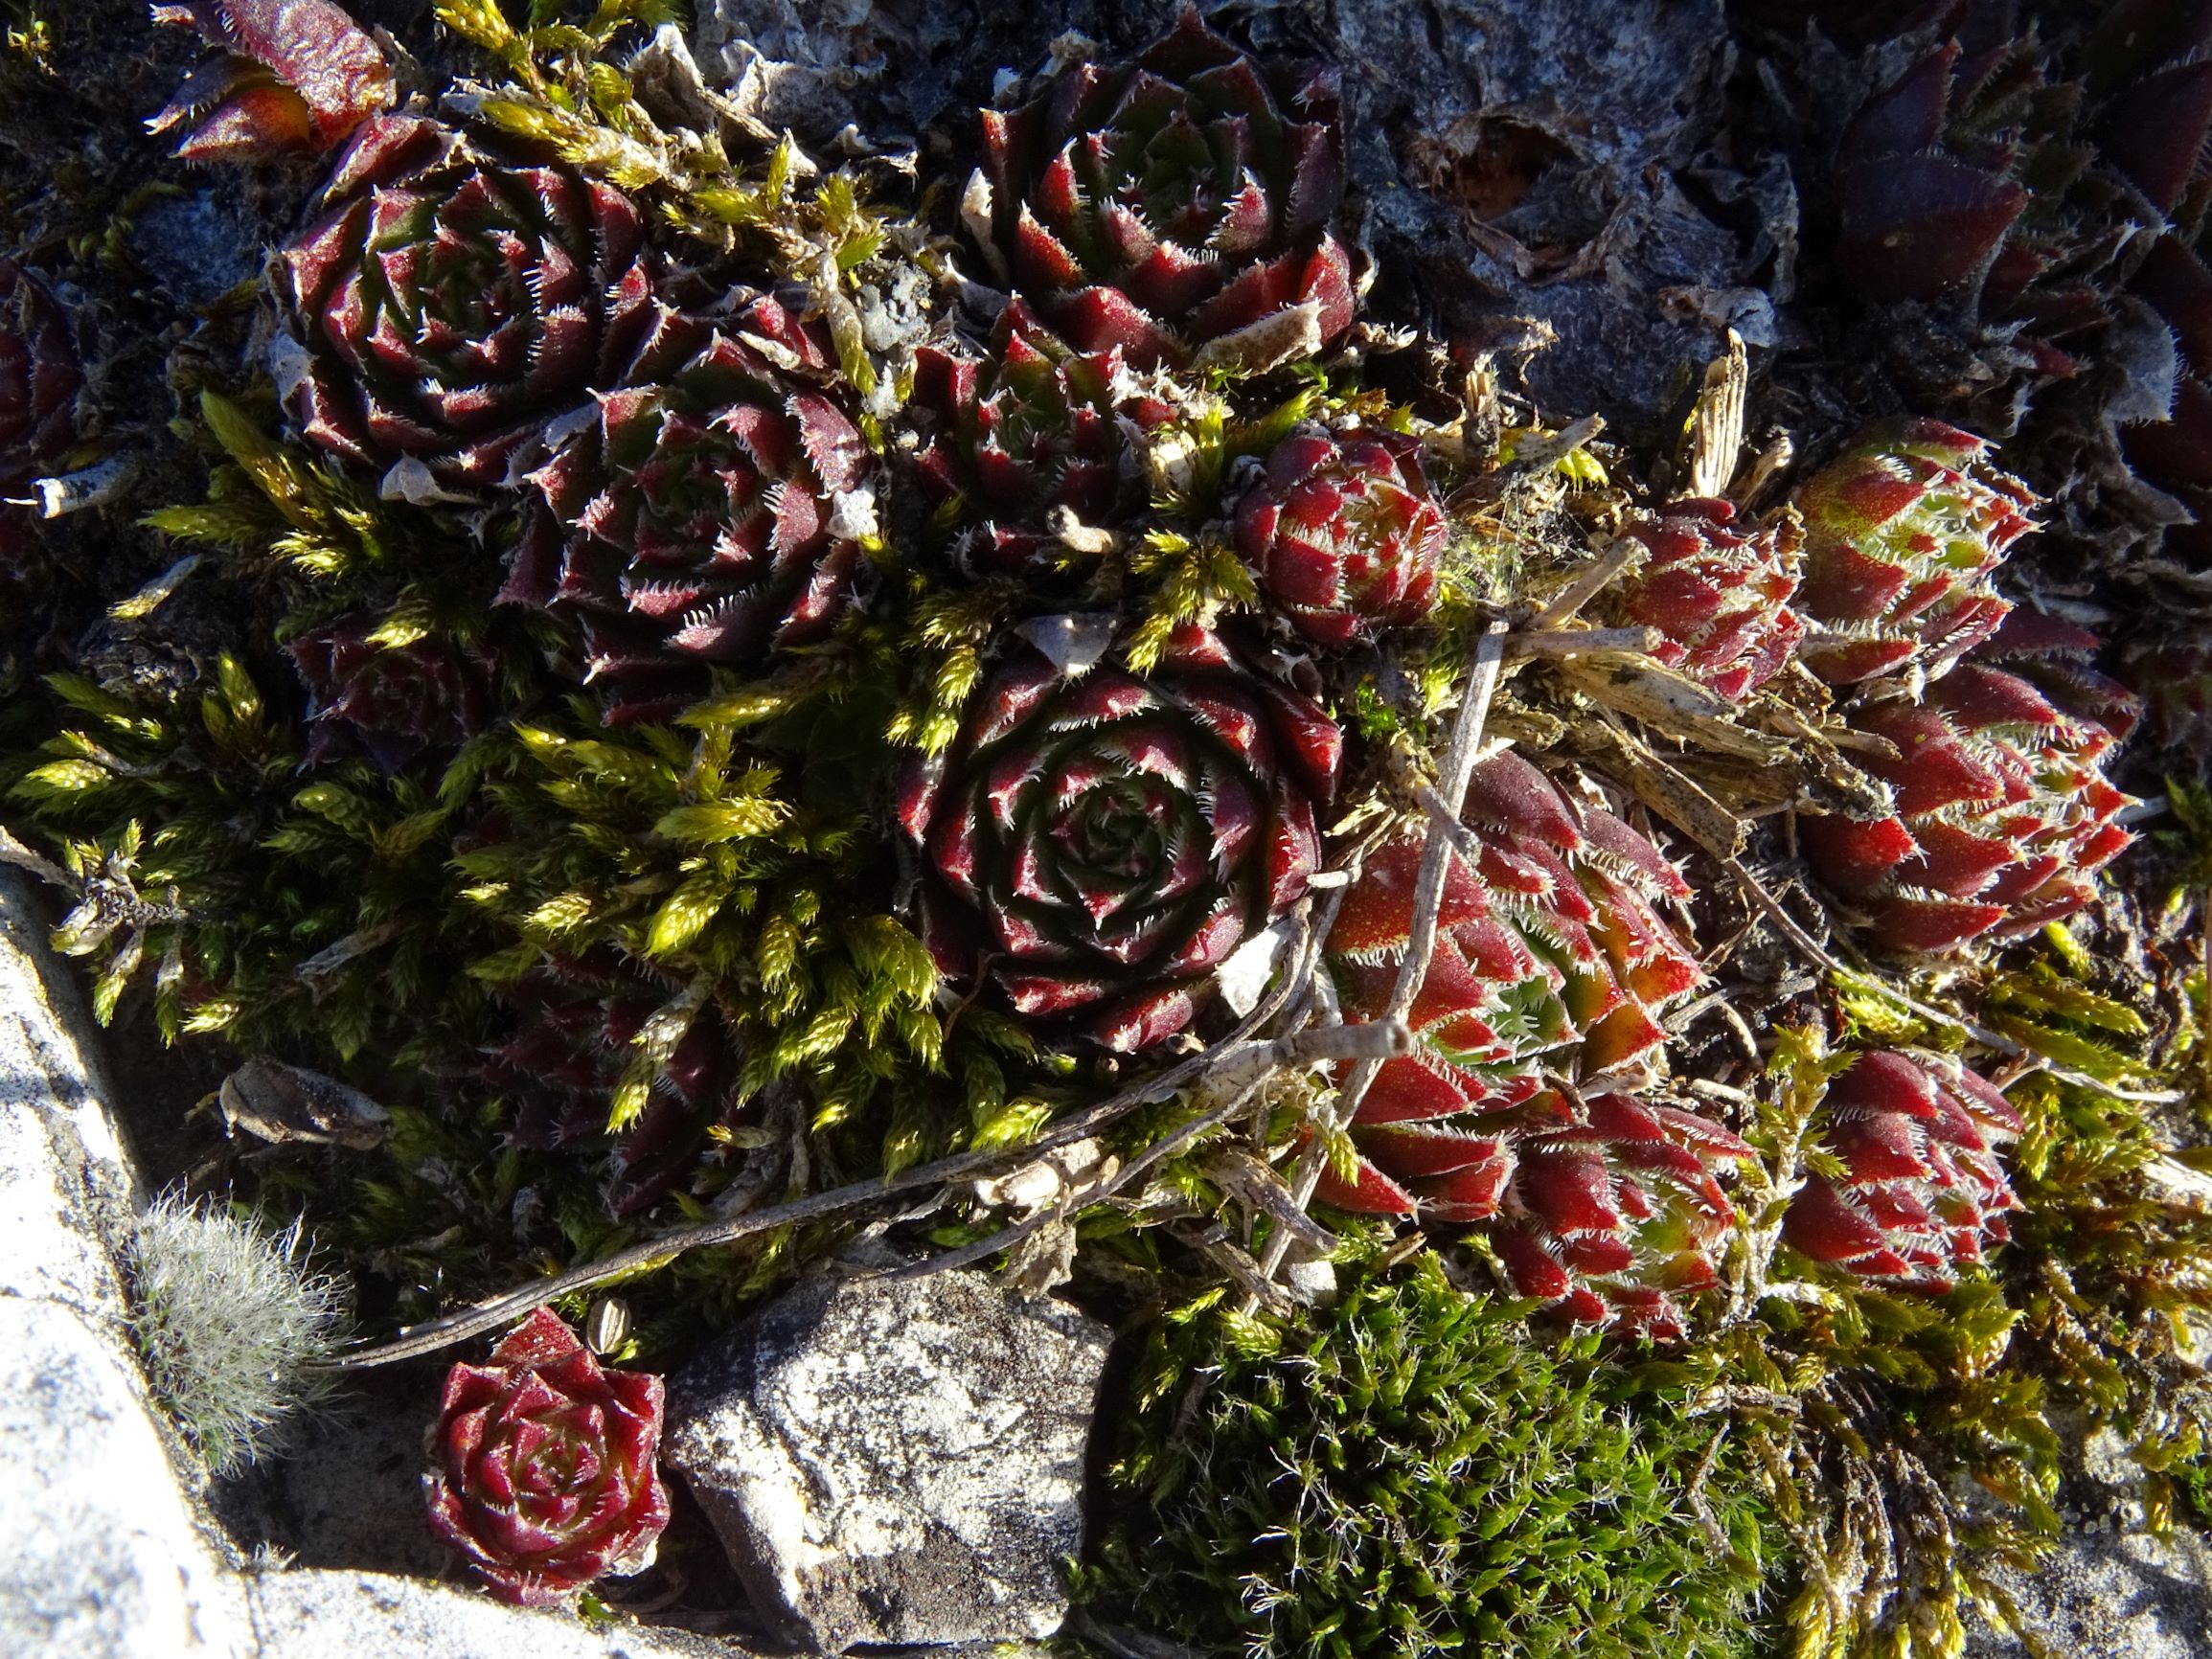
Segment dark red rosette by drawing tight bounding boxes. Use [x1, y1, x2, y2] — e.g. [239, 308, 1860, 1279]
[1611, 498, 1805, 701]
[480, 950, 746, 1218]
[897, 625, 1340, 1051]
[277, 115, 656, 490]
[425, 1307, 671, 1606]
[970, 8, 1355, 368]
[501, 295, 869, 724]
[911, 296, 1169, 580]
[0, 259, 79, 486]
[1233, 427, 1445, 648]
[287, 614, 495, 773]
[1802, 651, 2135, 953]
[1783, 1050, 2020, 1290]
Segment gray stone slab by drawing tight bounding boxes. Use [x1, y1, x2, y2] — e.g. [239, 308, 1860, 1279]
[665, 1270, 1110, 1652]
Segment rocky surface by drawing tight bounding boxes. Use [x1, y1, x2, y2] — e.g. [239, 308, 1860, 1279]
[0, 867, 248, 1659]
[1967, 1430, 2212, 1659]
[665, 1269, 1111, 1652]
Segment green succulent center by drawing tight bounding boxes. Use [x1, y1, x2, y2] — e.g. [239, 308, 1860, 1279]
[1054, 773, 1176, 884]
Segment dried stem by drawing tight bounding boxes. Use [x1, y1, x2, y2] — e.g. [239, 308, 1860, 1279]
[1251, 619, 1512, 1286]
[319, 942, 1314, 1369]
[1529, 537, 1641, 630]
[1505, 625, 1661, 656]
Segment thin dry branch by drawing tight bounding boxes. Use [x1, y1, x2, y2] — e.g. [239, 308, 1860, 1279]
[1251, 619, 1512, 1286]
[318, 929, 1320, 1369]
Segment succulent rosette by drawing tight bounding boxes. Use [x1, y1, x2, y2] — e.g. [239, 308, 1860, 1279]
[503, 297, 870, 724]
[910, 297, 1169, 580]
[288, 614, 496, 772]
[898, 625, 1340, 1051]
[969, 8, 1355, 368]
[481, 952, 746, 1218]
[1802, 655, 2135, 953]
[1232, 427, 1446, 648]
[1310, 761, 1744, 1337]
[1610, 498, 1805, 700]
[1793, 419, 2028, 686]
[0, 259, 79, 486]
[1783, 1051, 2021, 1290]
[276, 115, 655, 490]
[425, 1307, 671, 1606]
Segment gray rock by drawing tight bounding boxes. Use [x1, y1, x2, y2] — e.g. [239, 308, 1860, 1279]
[131, 190, 262, 307]
[664, 1270, 1111, 1652]
[0, 869, 254, 1659]
[243, 1569, 737, 1659]
[247, 1393, 456, 1580]
[1966, 1524, 2212, 1659]
[1968, 1430, 2212, 1659]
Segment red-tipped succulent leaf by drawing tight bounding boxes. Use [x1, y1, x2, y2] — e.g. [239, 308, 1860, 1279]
[149, 0, 394, 163]
[425, 1307, 671, 1606]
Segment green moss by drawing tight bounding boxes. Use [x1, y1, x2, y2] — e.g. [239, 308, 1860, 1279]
[1083, 1248, 1773, 1659]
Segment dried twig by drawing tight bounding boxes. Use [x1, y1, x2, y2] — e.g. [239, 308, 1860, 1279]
[1504, 625, 1661, 656]
[897, 1014, 1409, 1284]
[1529, 537, 1641, 630]
[318, 942, 1317, 1369]
[1252, 619, 1512, 1286]
[0, 826, 77, 892]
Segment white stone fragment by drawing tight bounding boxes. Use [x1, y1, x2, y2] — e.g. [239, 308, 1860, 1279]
[664, 1272, 1109, 1651]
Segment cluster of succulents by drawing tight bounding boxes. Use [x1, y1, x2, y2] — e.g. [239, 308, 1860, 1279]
[1310, 764, 1745, 1338]
[4, 2, 2208, 1647]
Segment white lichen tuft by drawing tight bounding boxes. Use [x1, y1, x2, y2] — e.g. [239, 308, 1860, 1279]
[125, 1194, 348, 1476]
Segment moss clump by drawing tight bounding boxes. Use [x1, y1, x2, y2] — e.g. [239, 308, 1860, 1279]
[125, 1195, 346, 1475]
[1086, 1249, 1773, 1659]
